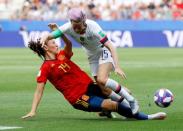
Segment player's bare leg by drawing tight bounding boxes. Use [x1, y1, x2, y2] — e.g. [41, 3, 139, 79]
[93, 76, 117, 118]
[96, 62, 139, 114]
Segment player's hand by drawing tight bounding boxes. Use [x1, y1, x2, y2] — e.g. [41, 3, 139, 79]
[22, 112, 36, 119]
[48, 23, 59, 31]
[114, 67, 127, 79]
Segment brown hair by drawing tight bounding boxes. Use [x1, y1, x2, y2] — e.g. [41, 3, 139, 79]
[28, 39, 46, 60]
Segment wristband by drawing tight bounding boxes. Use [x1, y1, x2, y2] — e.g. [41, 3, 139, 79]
[51, 29, 63, 38]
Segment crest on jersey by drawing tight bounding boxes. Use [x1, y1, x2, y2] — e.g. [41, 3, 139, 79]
[58, 55, 65, 60]
[80, 37, 85, 41]
[98, 31, 106, 38]
[51, 64, 55, 67]
[81, 95, 89, 101]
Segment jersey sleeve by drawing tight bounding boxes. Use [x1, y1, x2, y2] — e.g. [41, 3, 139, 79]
[90, 20, 109, 45]
[37, 64, 49, 83]
[58, 22, 72, 34]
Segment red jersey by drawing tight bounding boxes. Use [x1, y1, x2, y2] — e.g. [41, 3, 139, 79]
[37, 50, 93, 104]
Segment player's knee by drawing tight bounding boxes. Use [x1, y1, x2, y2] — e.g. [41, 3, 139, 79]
[100, 87, 112, 96]
[101, 99, 118, 111]
[96, 77, 107, 86]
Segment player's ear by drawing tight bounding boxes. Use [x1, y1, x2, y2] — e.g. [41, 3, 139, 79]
[43, 45, 48, 51]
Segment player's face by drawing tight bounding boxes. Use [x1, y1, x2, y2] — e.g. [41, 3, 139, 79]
[71, 20, 87, 34]
[46, 40, 59, 55]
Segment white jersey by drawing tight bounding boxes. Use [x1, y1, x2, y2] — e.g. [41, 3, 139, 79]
[59, 19, 115, 76]
[59, 19, 108, 58]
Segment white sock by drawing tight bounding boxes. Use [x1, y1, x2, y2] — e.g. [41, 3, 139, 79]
[109, 91, 130, 108]
[105, 78, 134, 102]
[109, 90, 125, 101]
[120, 87, 134, 102]
[109, 91, 121, 101]
[120, 99, 130, 108]
[148, 115, 154, 120]
[148, 113, 159, 120]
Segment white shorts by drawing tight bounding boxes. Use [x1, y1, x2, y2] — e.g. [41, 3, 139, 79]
[88, 48, 115, 76]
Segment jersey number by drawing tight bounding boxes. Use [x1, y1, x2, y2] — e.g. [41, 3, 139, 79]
[58, 63, 70, 73]
[102, 50, 109, 60]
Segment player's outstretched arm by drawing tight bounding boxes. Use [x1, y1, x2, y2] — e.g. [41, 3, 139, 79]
[41, 23, 62, 47]
[104, 41, 127, 79]
[48, 23, 63, 40]
[92, 20, 126, 79]
[62, 34, 73, 56]
[48, 23, 72, 55]
[22, 83, 45, 119]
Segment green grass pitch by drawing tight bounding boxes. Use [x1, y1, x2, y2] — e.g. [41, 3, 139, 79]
[0, 48, 183, 131]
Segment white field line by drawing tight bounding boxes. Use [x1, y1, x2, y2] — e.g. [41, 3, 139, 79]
[0, 126, 23, 130]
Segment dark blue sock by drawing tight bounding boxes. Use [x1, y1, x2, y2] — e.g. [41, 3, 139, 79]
[117, 103, 133, 118]
[117, 103, 148, 120]
[134, 112, 148, 120]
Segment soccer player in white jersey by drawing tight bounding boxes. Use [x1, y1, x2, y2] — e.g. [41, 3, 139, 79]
[42, 8, 139, 115]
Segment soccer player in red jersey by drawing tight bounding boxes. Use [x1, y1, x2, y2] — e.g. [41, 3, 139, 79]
[22, 34, 166, 120]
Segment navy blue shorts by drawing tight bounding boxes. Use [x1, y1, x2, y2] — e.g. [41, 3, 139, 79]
[73, 83, 107, 112]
